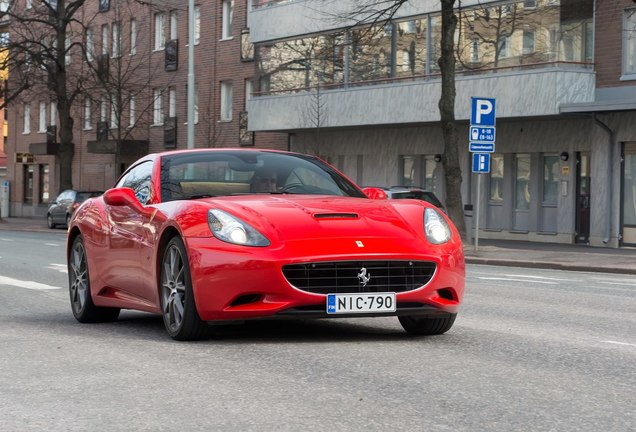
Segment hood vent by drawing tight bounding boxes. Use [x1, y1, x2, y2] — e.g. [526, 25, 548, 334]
[313, 213, 359, 219]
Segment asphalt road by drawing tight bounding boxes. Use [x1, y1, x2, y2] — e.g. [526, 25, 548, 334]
[0, 230, 634, 431]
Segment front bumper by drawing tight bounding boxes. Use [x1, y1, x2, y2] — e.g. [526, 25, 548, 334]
[185, 237, 465, 322]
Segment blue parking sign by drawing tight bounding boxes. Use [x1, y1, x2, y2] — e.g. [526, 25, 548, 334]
[471, 97, 496, 127]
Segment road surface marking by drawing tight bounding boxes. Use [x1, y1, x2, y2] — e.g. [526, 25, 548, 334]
[477, 277, 558, 285]
[46, 263, 68, 274]
[45, 243, 62, 247]
[602, 340, 636, 348]
[0, 238, 14, 242]
[0, 275, 62, 290]
[594, 281, 636, 287]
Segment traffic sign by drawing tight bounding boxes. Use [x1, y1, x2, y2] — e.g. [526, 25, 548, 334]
[470, 97, 496, 127]
[470, 126, 496, 143]
[472, 153, 490, 173]
[469, 142, 495, 152]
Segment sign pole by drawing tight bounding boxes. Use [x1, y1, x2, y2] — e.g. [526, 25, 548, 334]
[475, 173, 480, 252]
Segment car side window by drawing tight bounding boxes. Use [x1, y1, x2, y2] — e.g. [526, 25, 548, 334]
[121, 161, 153, 205]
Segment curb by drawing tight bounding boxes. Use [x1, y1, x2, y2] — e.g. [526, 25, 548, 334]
[465, 257, 636, 275]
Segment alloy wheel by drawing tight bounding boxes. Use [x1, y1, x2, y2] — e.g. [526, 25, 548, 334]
[161, 244, 187, 333]
[69, 240, 88, 314]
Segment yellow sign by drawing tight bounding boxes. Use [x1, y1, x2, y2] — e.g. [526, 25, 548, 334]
[561, 166, 570, 176]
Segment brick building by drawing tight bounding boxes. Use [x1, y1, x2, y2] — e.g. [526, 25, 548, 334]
[5, 0, 286, 217]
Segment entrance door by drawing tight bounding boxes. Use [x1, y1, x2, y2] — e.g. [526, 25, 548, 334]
[575, 152, 590, 243]
[621, 143, 636, 246]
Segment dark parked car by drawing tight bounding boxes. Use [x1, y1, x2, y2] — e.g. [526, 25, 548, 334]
[382, 186, 446, 213]
[47, 190, 103, 229]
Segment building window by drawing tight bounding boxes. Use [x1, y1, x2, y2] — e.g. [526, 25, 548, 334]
[489, 154, 504, 202]
[23, 104, 31, 134]
[83, 99, 92, 130]
[100, 96, 107, 122]
[523, 0, 536, 9]
[240, 28, 254, 61]
[65, 34, 71, 65]
[153, 89, 163, 125]
[154, 12, 166, 51]
[222, 0, 234, 40]
[471, 38, 480, 62]
[400, 155, 417, 186]
[129, 94, 136, 127]
[542, 154, 559, 205]
[85, 28, 94, 62]
[194, 6, 201, 45]
[101, 24, 109, 55]
[49, 101, 57, 126]
[112, 22, 122, 58]
[244, 78, 253, 109]
[220, 80, 233, 121]
[624, 9, 636, 76]
[522, 29, 535, 54]
[110, 101, 118, 129]
[498, 35, 511, 58]
[38, 102, 46, 132]
[168, 87, 176, 118]
[130, 19, 137, 55]
[170, 10, 178, 41]
[39, 165, 50, 203]
[99, 0, 110, 12]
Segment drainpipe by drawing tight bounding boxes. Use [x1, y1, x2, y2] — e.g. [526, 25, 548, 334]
[593, 113, 614, 245]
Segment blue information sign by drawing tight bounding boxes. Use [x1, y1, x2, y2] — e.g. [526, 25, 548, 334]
[469, 142, 495, 152]
[470, 126, 496, 143]
[472, 153, 491, 173]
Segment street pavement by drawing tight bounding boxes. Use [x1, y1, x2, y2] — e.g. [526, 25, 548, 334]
[1, 216, 636, 275]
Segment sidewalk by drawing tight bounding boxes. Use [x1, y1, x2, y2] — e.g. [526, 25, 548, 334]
[2, 216, 636, 274]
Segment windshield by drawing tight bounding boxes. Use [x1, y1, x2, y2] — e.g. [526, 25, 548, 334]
[160, 151, 366, 202]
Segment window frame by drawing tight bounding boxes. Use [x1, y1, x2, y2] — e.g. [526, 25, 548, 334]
[623, 9, 636, 79]
[220, 80, 233, 121]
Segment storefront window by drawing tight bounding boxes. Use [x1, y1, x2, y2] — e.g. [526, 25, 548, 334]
[542, 154, 559, 205]
[515, 154, 531, 210]
[23, 165, 34, 203]
[624, 152, 636, 226]
[489, 154, 504, 202]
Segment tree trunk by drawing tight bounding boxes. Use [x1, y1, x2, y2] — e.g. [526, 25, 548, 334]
[438, 0, 467, 240]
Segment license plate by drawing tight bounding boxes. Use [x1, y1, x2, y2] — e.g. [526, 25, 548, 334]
[326, 293, 396, 314]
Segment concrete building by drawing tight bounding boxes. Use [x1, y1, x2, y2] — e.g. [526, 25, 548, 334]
[247, 0, 636, 247]
[5, 0, 286, 218]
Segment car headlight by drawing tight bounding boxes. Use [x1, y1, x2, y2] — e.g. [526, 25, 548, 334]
[208, 209, 270, 247]
[424, 208, 451, 245]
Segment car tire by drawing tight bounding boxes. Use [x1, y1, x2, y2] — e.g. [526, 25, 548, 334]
[160, 236, 209, 341]
[47, 214, 56, 229]
[69, 235, 121, 323]
[399, 313, 457, 336]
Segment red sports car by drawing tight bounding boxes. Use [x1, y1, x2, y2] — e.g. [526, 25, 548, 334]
[67, 149, 465, 340]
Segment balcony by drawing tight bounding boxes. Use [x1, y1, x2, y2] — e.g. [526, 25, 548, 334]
[248, 63, 595, 131]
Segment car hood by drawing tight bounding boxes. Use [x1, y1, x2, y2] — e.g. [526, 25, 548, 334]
[205, 195, 425, 244]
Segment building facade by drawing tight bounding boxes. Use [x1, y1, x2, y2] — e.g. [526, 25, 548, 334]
[5, 0, 287, 217]
[247, 0, 636, 248]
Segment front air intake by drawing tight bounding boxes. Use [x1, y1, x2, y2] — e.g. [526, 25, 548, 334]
[282, 260, 437, 294]
[313, 213, 359, 219]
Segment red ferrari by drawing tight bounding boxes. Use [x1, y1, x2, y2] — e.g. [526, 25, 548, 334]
[67, 149, 465, 340]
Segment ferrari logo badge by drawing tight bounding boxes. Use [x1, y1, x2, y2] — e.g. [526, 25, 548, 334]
[356, 241, 364, 247]
[357, 267, 371, 287]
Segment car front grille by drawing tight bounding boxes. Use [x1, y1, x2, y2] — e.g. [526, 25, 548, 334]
[282, 260, 437, 295]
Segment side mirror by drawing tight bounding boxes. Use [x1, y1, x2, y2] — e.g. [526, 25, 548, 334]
[362, 187, 388, 200]
[103, 187, 146, 212]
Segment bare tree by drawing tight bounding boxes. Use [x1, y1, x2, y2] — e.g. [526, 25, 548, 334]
[297, 85, 327, 155]
[326, 0, 467, 239]
[1, 0, 93, 193]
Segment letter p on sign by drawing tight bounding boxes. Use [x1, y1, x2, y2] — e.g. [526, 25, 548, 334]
[470, 97, 496, 127]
